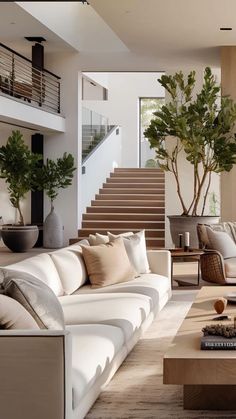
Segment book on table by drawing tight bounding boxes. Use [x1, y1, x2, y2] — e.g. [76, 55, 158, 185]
[201, 335, 236, 350]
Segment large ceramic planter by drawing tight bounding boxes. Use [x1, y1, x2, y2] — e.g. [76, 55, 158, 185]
[43, 207, 63, 249]
[1, 225, 39, 253]
[168, 215, 220, 248]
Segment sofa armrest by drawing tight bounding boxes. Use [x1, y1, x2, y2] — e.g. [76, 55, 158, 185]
[0, 329, 72, 419]
[147, 250, 171, 281]
[200, 250, 227, 285]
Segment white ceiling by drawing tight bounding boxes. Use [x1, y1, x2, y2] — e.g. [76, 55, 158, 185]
[89, 0, 236, 67]
[0, 2, 74, 57]
[1, 1, 236, 71]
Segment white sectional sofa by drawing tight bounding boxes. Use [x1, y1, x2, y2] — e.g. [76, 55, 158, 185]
[0, 241, 171, 419]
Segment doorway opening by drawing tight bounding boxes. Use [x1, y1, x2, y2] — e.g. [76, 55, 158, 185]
[139, 97, 165, 168]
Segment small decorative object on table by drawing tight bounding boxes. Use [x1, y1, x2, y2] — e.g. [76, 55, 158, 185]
[184, 231, 190, 251]
[214, 297, 227, 314]
[201, 323, 236, 350]
[178, 233, 183, 248]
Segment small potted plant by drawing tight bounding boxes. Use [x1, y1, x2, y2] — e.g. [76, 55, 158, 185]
[0, 130, 42, 252]
[37, 153, 76, 248]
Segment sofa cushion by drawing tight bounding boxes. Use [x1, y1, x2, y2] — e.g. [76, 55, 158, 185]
[50, 249, 87, 294]
[206, 227, 236, 259]
[0, 294, 40, 330]
[81, 238, 137, 288]
[2, 270, 65, 330]
[5, 253, 64, 297]
[224, 257, 236, 279]
[67, 324, 125, 405]
[74, 273, 169, 310]
[108, 230, 150, 274]
[59, 292, 152, 341]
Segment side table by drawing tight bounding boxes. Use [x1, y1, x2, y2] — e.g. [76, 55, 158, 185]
[169, 248, 204, 289]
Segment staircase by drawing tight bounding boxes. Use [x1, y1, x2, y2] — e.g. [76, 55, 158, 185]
[70, 168, 165, 248]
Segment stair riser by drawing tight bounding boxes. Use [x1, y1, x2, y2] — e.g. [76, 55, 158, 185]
[102, 183, 164, 189]
[91, 200, 165, 207]
[83, 213, 165, 221]
[70, 237, 165, 247]
[96, 194, 164, 201]
[81, 221, 165, 229]
[99, 188, 165, 195]
[111, 172, 164, 178]
[107, 178, 163, 183]
[114, 168, 163, 172]
[78, 229, 164, 238]
[87, 206, 165, 214]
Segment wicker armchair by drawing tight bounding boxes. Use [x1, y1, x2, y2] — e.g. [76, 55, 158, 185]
[200, 249, 227, 285]
[197, 223, 236, 285]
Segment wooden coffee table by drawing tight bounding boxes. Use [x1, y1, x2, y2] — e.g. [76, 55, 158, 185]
[164, 286, 236, 410]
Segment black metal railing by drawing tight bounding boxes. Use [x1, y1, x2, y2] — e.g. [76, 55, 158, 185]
[0, 43, 61, 113]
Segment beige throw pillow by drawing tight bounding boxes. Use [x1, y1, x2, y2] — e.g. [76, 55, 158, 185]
[81, 237, 137, 288]
[108, 230, 150, 274]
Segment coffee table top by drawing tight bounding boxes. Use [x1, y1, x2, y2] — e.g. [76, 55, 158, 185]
[164, 286, 236, 385]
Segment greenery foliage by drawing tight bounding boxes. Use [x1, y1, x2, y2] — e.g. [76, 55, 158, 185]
[144, 67, 236, 215]
[0, 130, 41, 225]
[37, 153, 76, 209]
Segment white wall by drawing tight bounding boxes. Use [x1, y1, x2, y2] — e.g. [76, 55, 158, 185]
[81, 127, 121, 214]
[0, 125, 32, 227]
[43, 52, 81, 245]
[83, 72, 165, 167]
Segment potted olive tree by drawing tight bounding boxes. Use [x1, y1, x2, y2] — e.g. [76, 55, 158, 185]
[144, 67, 236, 247]
[37, 153, 76, 248]
[0, 130, 42, 252]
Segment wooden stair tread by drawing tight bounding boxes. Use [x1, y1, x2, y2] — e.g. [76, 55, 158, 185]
[70, 167, 165, 247]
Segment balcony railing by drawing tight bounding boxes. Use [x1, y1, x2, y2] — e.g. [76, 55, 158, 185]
[0, 43, 61, 113]
[82, 107, 114, 161]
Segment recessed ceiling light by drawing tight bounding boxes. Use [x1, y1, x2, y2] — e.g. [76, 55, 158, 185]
[220, 27, 232, 31]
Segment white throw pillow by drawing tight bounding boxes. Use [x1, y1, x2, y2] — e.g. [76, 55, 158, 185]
[206, 226, 236, 259]
[108, 230, 150, 274]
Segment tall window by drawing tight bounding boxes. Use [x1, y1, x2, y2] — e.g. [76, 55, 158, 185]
[139, 97, 165, 168]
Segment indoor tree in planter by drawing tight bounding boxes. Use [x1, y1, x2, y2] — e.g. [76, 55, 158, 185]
[144, 67, 236, 246]
[37, 153, 76, 248]
[0, 130, 42, 251]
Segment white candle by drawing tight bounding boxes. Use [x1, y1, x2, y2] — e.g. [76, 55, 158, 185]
[184, 232, 190, 247]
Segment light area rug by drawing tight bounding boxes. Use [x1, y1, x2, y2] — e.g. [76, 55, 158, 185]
[86, 290, 236, 419]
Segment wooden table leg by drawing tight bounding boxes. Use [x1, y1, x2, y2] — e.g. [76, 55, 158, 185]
[184, 385, 236, 410]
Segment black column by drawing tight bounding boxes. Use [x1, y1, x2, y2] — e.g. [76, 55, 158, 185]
[31, 134, 44, 247]
[31, 43, 44, 246]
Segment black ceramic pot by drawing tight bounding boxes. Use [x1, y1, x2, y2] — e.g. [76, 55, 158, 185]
[1, 225, 39, 252]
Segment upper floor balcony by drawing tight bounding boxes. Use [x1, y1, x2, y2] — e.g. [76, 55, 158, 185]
[0, 43, 65, 132]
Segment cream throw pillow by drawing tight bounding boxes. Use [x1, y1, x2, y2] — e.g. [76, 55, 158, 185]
[206, 226, 236, 259]
[108, 230, 150, 274]
[81, 237, 137, 288]
[88, 233, 109, 245]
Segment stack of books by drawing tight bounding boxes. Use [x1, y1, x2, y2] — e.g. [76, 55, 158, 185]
[201, 335, 236, 350]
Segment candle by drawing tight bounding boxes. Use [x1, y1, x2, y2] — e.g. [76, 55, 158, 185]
[184, 232, 190, 247]
[178, 234, 183, 248]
